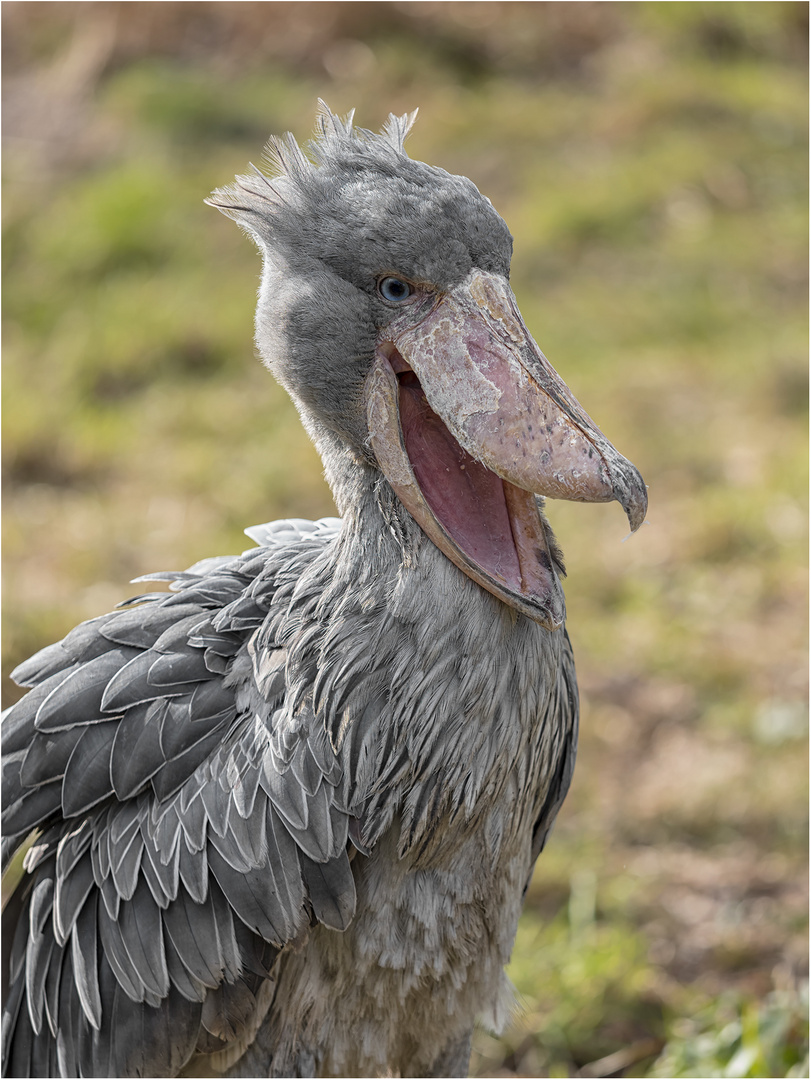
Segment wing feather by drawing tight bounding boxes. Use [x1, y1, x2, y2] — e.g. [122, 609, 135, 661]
[162, 890, 225, 989]
[526, 630, 579, 877]
[109, 826, 143, 902]
[2, 668, 81, 757]
[53, 851, 94, 947]
[97, 897, 156, 1004]
[99, 872, 121, 920]
[24, 876, 55, 1034]
[177, 789, 208, 852]
[117, 878, 170, 1000]
[54, 948, 81, 1077]
[101, 651, 194, 711]
[109, 701, 165, 799]
[2, 780, 63, 850]
[41, 935, 65, 1040]
[35, 649, 138, 732]
[150, 720, 230, 802]
[140, 841, 177, 908]
[3, 978, 33, 1078]
[177, 835, 208, 903]
[266, 806, 307, 919]
[207, 844, 294, 945]
[164, 934, 209, 1003]
[11, 610, 120, 688]
[19, 727, 84, 789]
[213, 789, 269, 869]
[300, 852, 356, 932]
[99, 602, 203, 650]
[2, 521, 363, 1077]
[71, 892, 102, 1030]
[148, 647, 212, 688]
[61, 720, 118, 817]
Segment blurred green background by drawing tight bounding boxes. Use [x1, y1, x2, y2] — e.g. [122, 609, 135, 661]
[2, 3, 807, 1077]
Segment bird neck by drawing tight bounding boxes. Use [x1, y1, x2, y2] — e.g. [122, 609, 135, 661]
[308, 424, 423, 574]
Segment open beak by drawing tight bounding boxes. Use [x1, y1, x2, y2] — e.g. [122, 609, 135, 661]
[365, 269, 648, 630]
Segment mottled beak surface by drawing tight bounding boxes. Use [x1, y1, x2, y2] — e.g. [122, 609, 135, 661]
[366, 270, 647, 628]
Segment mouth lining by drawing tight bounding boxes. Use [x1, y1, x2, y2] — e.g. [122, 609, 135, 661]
[394, 354, 528, 597]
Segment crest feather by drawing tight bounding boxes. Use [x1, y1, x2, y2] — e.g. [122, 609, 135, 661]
[206, 102, 420, 234]
[315, 99, 357, 141]
[262, 132, 310, 182]
[382, 108, 419, 152]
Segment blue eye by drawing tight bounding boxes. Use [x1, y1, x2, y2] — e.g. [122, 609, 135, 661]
[378, 276, 413, 303]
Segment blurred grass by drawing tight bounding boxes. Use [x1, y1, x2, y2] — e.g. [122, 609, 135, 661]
[2, 3, 807, 1077]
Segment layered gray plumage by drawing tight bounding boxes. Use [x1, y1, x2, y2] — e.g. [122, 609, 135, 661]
[2, 106, 646, 1078]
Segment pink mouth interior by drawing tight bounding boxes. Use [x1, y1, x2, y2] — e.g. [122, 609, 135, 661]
[396, 369, 523, 593]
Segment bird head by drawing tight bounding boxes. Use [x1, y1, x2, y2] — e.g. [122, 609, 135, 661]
[208, 104, 647, 630]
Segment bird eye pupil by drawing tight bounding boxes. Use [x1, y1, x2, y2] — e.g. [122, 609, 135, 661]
[379, 277, 412, 303]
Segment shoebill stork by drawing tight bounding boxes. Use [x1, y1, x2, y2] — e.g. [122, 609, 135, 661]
[1, 106, 647, 1078]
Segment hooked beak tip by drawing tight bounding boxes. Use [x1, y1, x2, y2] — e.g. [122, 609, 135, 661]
[615, 464, 648, 533]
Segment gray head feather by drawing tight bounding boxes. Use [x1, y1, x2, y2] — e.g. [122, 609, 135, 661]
[207, 105, 513, 501]
[207, 103, 512, 287]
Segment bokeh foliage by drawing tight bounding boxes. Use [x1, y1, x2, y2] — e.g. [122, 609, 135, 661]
[2, 3, 807, 1077]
